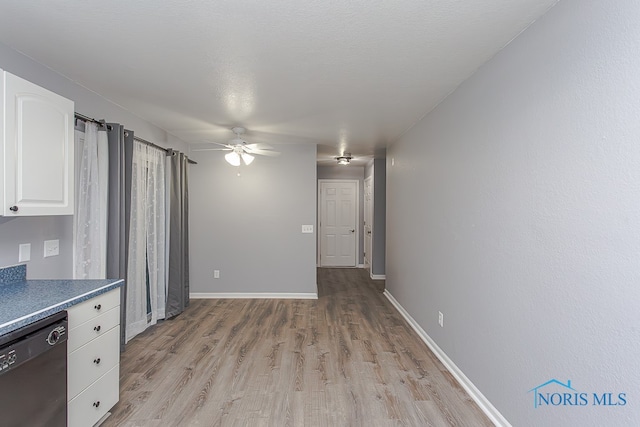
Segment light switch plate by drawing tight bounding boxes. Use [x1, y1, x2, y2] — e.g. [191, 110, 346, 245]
[301, 225, 314, 233]
[44, 239, 60, 258]
[19, 243, 31, 262]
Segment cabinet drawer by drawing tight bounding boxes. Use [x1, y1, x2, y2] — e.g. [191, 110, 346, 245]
[68, 364, 119, 427]
[68, 306, 120, 353]
[68, 289, 120, 330]
[68, 326, 120, 399]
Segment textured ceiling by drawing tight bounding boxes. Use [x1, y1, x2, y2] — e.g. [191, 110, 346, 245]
[0, 0, 557, 164]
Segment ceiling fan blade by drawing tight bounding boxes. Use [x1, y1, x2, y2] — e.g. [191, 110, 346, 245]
[191, 147, 232, 152]
[249, 148, 280, 157]
[197, 140, 234, 148]
[245, 143, 274, 150]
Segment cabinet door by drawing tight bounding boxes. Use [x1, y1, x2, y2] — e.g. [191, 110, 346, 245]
[2, 72, 74, 216]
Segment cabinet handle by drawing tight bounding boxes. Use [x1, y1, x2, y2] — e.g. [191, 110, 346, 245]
[93, 401, 101, 408]
[94, 325, 101, 332]
[94, 304, 102, 310]
[93, 358, 101, 365]
[9, 206, 18, 212]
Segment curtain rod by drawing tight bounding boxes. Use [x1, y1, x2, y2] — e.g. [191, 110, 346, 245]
[133, 135, 197, 165]
[74, 113, 111, 130]
[76, 112, 196, 165]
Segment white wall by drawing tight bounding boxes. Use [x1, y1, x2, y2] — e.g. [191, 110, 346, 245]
[386, 1, 640, 426]
[0, 42, 186, 278]
[189, 144, 317, 295]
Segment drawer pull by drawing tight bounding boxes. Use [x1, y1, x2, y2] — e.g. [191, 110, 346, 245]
[94, 325, 101, 332]
[93, 358, 101, 365]
[93, 401, 101, 408]
[94, 304, 102, 310]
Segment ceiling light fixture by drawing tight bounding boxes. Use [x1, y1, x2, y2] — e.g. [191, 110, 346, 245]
[241, 152, 254, 165]
[225, 148, 255, 166]
[225, 151, 241, 166]
[336, 153, 352, 165]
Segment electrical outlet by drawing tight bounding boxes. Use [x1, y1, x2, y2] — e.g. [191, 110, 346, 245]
[438, 311, 444, 327]
[44, 239, 59, 258]
[301, 225, 314, 233]
[214, 270, 220, 279]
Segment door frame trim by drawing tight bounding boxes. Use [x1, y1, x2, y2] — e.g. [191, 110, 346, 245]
[364, 175, 373, 271]
[317, 179, 360, 267]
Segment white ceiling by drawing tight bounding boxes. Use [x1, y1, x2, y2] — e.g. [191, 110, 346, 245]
[0, 0, 557, 165]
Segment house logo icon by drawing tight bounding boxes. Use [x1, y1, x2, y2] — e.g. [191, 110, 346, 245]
[528, 379, 578, 408]
[528, 379, 627, 408]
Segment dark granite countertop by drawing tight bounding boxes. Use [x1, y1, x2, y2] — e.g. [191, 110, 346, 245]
[0, 264, 123, 336]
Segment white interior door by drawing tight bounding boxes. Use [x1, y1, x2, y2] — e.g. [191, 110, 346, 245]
[364, 176, 373, 271]
[319, 180, 358, 267]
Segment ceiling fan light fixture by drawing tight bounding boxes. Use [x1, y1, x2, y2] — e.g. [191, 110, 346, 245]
[241, 153, 255, 165]
[225, 151, 241, 166]
[336, 154, 352, 165]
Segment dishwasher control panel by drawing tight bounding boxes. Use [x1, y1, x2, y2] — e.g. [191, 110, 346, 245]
[46, 325, 66, 346]
[0, 311, 67, 376]
[0, 350, 17, 371]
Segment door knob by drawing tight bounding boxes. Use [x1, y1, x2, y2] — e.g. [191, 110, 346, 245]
[350, 229, 355, 233]
[9, 206, 18, 212]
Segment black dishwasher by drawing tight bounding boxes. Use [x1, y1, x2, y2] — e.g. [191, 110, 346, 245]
[0, 310, 68, 427]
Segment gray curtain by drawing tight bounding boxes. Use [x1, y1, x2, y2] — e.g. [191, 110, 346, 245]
[106, 124, 133, 349]
[166, 151, 190, 318]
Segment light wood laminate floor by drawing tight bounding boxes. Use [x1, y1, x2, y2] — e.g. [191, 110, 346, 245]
[104, 268, 493, 426]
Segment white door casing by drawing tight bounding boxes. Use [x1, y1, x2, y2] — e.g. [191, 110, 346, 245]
[364, 176, 373, 271]
[318, 180, 358, 267]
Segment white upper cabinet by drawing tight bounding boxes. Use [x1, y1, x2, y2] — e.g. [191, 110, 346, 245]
[1, 70, 74, 216]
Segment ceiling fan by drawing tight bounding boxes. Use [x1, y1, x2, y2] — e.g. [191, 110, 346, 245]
[193, 127, 280, 166]
[317, 151, 373, 166]
[335, 153, 353, 165]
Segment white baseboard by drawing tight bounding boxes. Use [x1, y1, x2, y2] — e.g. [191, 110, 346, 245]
[383, 290, 511, 427]
[358, 263, 365, 268]
[191, 292, 318, 300]
[370, 273, 386, 280]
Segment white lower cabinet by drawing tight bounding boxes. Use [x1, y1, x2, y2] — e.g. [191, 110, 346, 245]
[68, 365, 119, 427]
[67, 289, 121, 427]
[68, 307, 120, 354]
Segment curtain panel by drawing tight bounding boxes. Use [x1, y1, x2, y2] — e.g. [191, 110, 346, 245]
[166, 151, 190, 319]
[73, 121, 109, 279]
[125, 140, 167, 343]
[106, 124, 133, 349]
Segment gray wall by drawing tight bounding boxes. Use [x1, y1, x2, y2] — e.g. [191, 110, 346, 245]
[0, 42, 186, 279]
[0, 216, 72, 279]
[317, 165, 365, 266]
[386, 1, 640, 425]
[365, 159, 386, 276]
[189, 144, 317, 294]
